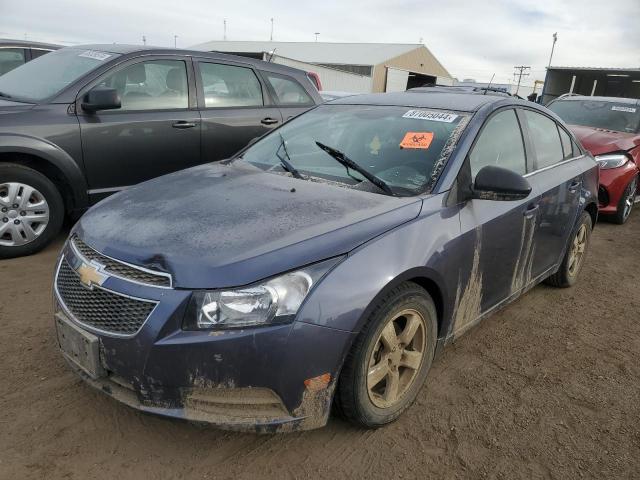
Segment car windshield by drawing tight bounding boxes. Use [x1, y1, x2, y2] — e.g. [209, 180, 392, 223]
[548, 99, 640, 134]
[239, 104, 467, 196]
[0, 48, 120, 102]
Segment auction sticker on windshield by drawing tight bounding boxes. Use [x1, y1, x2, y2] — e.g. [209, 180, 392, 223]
[403, 110, 458, 122]
[78, 51, 112, 61]
[399, 132, 434, 149]
[611, 106, 636, 113]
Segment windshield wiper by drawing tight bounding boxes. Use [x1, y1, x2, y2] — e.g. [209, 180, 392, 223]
[0, 92, 12, 99]
[314, 141, 394, 195]
[276, 133, 304, 179]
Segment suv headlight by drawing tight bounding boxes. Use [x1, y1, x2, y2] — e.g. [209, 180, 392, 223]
[183, 258, 342, 330]
[595, 153, 629, 169]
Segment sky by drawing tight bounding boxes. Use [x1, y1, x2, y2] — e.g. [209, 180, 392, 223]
[1, 0, 639, 87]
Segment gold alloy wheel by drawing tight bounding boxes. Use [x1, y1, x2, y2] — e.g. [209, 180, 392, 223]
[568, 224, 588, 276]
[367, 308, 426, 408]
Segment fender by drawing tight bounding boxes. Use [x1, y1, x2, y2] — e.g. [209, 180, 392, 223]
[0, 133, 88, 210]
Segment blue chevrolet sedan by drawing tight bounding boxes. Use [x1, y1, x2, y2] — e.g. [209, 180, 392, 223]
[53, 91, 598, 432]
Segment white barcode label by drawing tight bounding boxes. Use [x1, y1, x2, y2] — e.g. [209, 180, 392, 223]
[403, 110, 458, 123]
[611, 106, 636, 113]
[78, 51, 112, 61]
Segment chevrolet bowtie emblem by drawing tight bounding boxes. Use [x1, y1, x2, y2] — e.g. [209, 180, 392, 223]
[76, 261, 108, 288]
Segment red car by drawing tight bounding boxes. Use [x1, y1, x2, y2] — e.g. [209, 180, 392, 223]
[548, 96, 640, 224]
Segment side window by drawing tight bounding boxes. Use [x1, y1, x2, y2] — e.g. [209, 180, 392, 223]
[97, 60, 188, 111]
[198, 62, 263, 108]
[571, 139, 582, 157]
[558, 126, 574, 159]
[523, 110, 564, 169]
[30, 49, 51, 59]
[264, 73, 314, 106]
[469, 109, 526, 178]
[0, 48, 26, 75]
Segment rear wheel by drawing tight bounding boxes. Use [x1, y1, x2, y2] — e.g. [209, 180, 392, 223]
[545, 211, 592, 288]
[0, 163, 64, 259]
[336, 282, 437, 428]
[611, 174, 637, 225]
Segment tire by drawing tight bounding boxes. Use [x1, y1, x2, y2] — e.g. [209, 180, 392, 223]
[335, 282, 437, 428]
[611, 175, 637, 225]
[545, 211, 592, 288]
[0, 163, 64, 259]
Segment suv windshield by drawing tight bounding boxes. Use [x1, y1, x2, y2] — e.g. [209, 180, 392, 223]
[240, 104, 467, 196]
[0, 48, 120, 102]
[548, 99, 640, 134]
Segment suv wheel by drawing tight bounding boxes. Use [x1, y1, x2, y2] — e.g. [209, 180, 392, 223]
[335, 282, 437, 428]
[611, 174, 637, 225]
[0, 163, 64, 259]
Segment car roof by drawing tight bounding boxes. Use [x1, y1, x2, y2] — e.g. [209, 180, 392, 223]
[409, 85, 514, 98]
[330, 91, 518, 112]
[64, 44, 309, 77]
[555, 95, 640, 106]
[0, 38, 61, 50]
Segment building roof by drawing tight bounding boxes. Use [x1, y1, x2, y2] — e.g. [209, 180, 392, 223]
[548, 66, 640, 72]
[189, 41, 425, 66]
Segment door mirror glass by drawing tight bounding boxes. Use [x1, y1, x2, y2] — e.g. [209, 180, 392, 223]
[472, 165, 532, 201]
[81, 86, 121, 112]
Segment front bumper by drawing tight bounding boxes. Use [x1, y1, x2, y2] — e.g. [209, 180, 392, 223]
[54, 243, 355, 432]
[597, 163, 638, 214]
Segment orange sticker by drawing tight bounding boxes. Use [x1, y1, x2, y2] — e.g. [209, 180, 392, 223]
[399, 132, 434, 149]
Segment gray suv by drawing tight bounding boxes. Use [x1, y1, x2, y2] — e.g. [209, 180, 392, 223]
[0, 45, 322, 258]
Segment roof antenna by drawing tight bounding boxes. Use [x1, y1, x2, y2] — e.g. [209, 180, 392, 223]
[484, 73, 495, 95]
[267, 48, 276, 62]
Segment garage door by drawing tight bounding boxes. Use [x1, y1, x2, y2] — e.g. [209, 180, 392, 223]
[385, 67, 409, 92]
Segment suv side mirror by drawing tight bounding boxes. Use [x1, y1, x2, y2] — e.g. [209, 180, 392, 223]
[472, 165, 531, 201]
[81, 87, 121, 113]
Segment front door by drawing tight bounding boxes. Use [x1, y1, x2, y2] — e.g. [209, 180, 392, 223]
[457, 108, 538, 323]
[195, 60, 282, 162]
[520, 109, 582, 278]
[78, 57, 201, 202]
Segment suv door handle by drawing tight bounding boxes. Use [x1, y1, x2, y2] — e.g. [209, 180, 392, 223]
[261, 117, 279, 126]
[524, 203, 539, 216]
[172, 121, 197, 129]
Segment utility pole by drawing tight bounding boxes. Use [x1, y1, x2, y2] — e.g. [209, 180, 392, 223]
[142, 35, 146, 45]
[314, 32, 320, 42]
[512, 66, 530, 96]
[223, 19, 227, 40]
[548, 32, 558, 68]
[174, 35, 178, 48]
[270, 18, 274, 41]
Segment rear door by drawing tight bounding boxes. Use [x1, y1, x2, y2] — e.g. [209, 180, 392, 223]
[195, 60, 282, 162]
[78, 55, 201, 200]
[458, 108, 538, 317]
[519, 108, 582, 278]
[260, 71, 317, 122]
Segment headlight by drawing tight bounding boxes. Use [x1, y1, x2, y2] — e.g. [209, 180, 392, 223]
[184, 258, 342, 330]
[596, 153, 629, 169]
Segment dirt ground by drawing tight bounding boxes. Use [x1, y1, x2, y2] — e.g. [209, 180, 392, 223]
[1, 211, 639, 480]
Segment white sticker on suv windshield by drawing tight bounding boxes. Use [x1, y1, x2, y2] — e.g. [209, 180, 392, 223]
[78, 50, 112, 61]
[403, 109, 458, 123]
[611, 106, 636, 113]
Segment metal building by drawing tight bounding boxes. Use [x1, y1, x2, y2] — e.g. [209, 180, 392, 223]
[542, 67, 640, 104]
[189, 41, 453, 93]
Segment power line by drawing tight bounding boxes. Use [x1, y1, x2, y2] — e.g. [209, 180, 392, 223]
[512, 66, 531, 96]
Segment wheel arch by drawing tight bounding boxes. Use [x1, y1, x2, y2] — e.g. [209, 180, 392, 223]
[0, 136, 88, 215]
[584, 201, 598, 228]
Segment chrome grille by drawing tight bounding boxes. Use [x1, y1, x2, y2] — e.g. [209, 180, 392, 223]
[56, 258, 157, 335]
[72, 236, 171, 287]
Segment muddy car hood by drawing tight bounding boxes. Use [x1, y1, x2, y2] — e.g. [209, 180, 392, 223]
[75, 161, 423, 289]
[569, 124, 640, 156]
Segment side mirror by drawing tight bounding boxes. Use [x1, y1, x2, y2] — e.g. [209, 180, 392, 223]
[81, 87, 121, 113]
[472, 165, 531, 201]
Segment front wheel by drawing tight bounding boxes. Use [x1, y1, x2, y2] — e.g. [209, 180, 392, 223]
[611, 174, 637, 225]
[545, 211, 592, 288]
[0, 163, 64, 259]
[335, 282, 437, 428]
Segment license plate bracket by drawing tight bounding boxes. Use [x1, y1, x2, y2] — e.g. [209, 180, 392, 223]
[55, 312, 105, 379]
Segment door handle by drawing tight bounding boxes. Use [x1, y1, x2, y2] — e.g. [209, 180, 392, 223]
[523, 203, 539, 216]
[261, 117, 279, 126]
[568, 180, 581, 193]
[172, 121, 197, 129]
